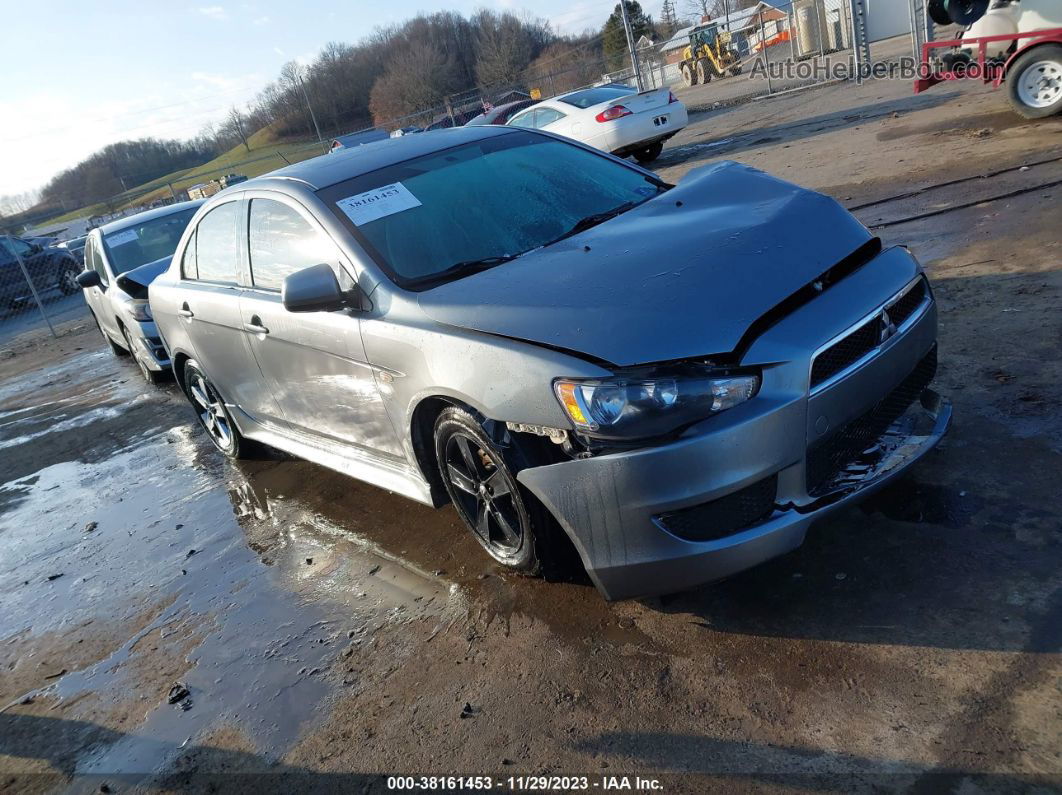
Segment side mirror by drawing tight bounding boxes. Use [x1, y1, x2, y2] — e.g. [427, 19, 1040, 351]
[76, 270, 101, 289]
[282, 263, 352, 313]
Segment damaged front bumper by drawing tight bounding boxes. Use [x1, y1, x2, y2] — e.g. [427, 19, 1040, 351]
[131, 321, 170, 372]
[516, 256, 951, 601]
[519, 383, 950, 601]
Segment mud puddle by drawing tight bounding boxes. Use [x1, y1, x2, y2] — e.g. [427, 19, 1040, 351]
[0, 353, 459, 781]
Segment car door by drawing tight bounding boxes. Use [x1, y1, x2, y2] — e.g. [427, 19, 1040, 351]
[81, 234, 120, 338]
[176, 197, 266, 414]
[238, 193, 403, 459]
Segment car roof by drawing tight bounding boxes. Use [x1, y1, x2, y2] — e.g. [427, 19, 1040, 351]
[256, 126, 516, 191]
[99, 199, 206, 235]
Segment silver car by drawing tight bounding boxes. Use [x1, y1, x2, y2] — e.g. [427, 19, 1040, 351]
[78, 201, 204, 383]
[150, 127, 951, 600]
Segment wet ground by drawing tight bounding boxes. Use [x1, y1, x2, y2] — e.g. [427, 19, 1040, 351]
[1, 78, 1060, 792]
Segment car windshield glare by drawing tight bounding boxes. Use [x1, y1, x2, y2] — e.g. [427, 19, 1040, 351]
[319, 131, 663, 288]
[102, 207, 198, 274]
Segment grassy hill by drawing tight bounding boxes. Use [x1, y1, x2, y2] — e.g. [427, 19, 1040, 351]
[47, 123, 329, 226]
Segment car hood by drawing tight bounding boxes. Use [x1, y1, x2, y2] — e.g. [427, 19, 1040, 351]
[116, 256, 170, 298]
[417, 161, 874, 367]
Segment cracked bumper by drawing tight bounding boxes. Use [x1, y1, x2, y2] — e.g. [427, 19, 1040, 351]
[519, 388, 950, 601]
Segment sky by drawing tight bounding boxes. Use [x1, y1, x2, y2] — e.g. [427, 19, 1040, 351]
[0, 0, 630, 199]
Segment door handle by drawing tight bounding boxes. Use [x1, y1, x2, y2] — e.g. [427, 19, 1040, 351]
[177, 304, 194, 319]
[243, 316, 269, 335]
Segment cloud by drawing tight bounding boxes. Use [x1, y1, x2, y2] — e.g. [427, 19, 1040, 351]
[197, 5, 228, 20]
[252, 15, 270, 25]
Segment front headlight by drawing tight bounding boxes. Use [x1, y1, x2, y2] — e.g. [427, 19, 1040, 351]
[554, 370, 760, 439]
[131, 302, 152, 322]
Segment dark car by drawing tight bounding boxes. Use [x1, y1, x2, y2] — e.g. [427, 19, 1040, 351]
[57, 235, 88, 264]
[464, 99, 538, 126]
[0, 235, 82, 309]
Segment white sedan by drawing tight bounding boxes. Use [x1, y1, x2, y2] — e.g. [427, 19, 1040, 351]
[506, 84, 688, 163]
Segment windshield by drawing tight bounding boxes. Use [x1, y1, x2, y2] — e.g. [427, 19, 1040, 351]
[102, 207, 198, 274]
[319, 131, 664, 288]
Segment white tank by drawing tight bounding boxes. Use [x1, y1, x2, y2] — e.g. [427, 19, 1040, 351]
[1017, 0, 1062, 31]
[964, 0, 1062, 58]
[965, 4, 1020, 57]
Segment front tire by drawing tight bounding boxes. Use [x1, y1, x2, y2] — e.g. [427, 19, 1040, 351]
[434, 407, 543, 573]
[122, 326, 164, 385]
[182, 360, 245, 458]
[633, 141, 664, 163]
[1007, 45, 1062, 119]
[92, 313, 127, 357]
[696, 60, 711, 84]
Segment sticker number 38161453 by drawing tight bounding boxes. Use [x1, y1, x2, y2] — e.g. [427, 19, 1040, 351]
[336, 182, 422, 226]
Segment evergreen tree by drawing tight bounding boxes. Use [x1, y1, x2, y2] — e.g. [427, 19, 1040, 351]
[602, 1, 655, 72]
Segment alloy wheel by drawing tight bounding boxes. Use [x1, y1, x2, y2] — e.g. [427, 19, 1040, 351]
[189, 372, 234, 451]
[59, 266, 80, 294]
[443, 431, 523, 555]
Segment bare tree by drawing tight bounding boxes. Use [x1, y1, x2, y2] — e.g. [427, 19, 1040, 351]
[225, 106, 251, 152]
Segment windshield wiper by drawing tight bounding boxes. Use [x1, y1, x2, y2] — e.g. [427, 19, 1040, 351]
[544, 201, 639, 247]
[411, 254, 517, 288]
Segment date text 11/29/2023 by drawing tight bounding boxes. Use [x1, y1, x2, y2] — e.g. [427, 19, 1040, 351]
[386, 775, 665, 791]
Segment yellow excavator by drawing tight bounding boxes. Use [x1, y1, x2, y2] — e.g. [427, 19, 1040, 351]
[680, 24, 744, 86]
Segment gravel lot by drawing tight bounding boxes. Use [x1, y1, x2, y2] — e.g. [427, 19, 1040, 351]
[1, 74, 1060, 792]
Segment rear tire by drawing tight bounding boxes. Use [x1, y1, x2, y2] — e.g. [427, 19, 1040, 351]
[434, 407, 549, 573]
[681, 64, 696, 86]
[1006, 44, 1062, 119]
[633, 141, 664, 163]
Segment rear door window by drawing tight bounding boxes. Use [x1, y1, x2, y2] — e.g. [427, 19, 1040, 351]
[247, 198, 338, 290]
[507, 108, 537, 128]
[534, 108, 566, 127]
[193, 202, 238, 284]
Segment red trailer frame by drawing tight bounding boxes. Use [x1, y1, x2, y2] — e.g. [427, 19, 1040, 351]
[914, 26, 1062, 93]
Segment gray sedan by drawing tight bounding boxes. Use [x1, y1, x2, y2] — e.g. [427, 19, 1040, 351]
[149, 127, 951, 600]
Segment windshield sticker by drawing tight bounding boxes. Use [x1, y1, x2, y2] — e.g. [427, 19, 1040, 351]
[336, 182, 421, 225]
[107, 229, 139, 247]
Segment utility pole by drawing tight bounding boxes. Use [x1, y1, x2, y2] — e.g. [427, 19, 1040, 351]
[296, 70, 325, 151]
[620, 0, 645, 91]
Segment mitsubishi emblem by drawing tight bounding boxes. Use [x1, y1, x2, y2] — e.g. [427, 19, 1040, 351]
[879, 308, 896, 343]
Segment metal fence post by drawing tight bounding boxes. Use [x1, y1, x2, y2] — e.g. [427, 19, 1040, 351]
[849, 0, 870, 78]
[788, 3, 797, 63]
[759, 10, 774, 94]
[5, 236, 57, 338]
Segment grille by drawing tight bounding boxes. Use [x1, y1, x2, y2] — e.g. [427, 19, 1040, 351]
[656, 474, 778, 542]
[810, 278, 929, 389]
[886, 277, 926, 326]
[810, 317, 879, 388]
[806, 346, 937, 497]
